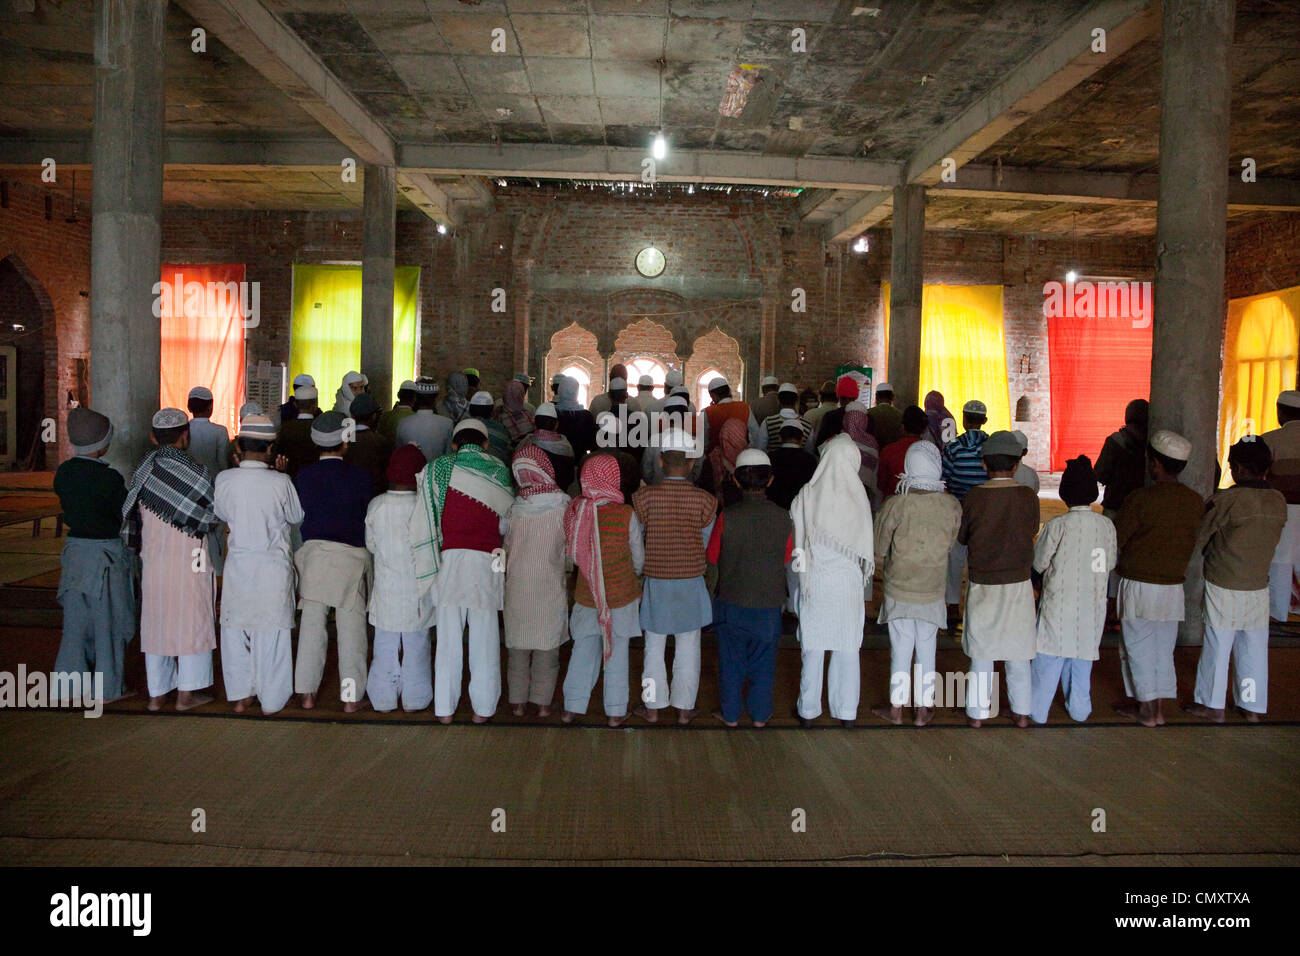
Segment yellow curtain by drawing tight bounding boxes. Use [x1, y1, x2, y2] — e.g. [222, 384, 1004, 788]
[1218, 284, 1300, 486]
[883, 282, 1010, 433]
[289, 264, 420, 405]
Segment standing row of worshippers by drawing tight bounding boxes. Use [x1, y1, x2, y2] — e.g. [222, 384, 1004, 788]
[48, 363, 1299, 728]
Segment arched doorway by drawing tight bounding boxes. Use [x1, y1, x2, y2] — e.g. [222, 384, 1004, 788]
[558, 363, 592, 408]
[626, 356, 667, 403]
[0, 255, 51, 468]
[695, 368, 723, 410]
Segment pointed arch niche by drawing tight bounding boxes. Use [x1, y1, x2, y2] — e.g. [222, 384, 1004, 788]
[545, 322, 602, 405]
[687, 325, 743, 405]
[610, 317, 680, 391]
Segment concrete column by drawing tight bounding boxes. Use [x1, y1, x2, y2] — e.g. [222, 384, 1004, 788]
[360, 164, 396, 407]
[887, 185, 925, 409]
[1149, 0, 1236, 645]
[90, 0, 166, 475]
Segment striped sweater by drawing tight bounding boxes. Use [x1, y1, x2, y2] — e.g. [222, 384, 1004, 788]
[941, 429, 989, 500]
[631, 478, 717, 579]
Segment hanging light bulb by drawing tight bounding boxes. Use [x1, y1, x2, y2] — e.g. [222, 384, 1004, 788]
[853, 235, 869, 254]
[652, 130, 667, 160]
[436, 223, 448, 235]
[1065, 269, 1078, 283]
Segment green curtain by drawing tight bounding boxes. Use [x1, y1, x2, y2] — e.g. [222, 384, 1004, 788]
[289, 264, 420, 405]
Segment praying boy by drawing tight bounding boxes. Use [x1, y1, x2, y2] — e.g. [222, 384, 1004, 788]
[1112, 430, 1204, 727]
[705, 449, 792, 727]
[214, 415, 303, 714]
[293, 411, 373, 711]
[957, 430, 1040, 727]
[1186, 438, 1286, 723]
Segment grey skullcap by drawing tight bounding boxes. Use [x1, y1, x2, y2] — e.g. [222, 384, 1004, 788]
[67, 407, 112, 455]
[187, 386, 213, 402]
[981, 430, 1022, 458]
[239, 401, 263, 419]
[349, 393, 379, 419]
[311, 410, 348, 448]
[238, 415, 277, 440]
[151, 407, 189, 429]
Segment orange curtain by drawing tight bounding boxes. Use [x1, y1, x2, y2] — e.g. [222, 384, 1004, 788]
[1218, 285, 1300, 486]
[159, 264, 247, 434]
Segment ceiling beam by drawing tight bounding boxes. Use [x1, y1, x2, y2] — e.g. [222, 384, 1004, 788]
[825, 192, 894, 241]
[175, 0, 459, 223]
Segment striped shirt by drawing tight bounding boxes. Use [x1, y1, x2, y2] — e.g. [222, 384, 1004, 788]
[761, 411, 810, 449]
[631, 477, 717, 579]
[941, 429, 989, 500]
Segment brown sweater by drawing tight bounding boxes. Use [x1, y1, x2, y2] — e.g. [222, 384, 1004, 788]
[1114, 480, 1205, 585]
[631, 477, 717, 579]
[957, 478, 1040, 585]
[1198, 482, 1287, 591]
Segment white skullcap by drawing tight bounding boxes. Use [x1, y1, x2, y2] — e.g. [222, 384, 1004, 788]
[238, 415, 277, 440]
[708, 375, 728, 391]
[399, 379, 416, 391]
[152, 407, 188, 429]
[239, 401, 262, 419]
[610, 377, 627, 390]
[845, 400, 869, 414]
[296, 385, 318, 401]
[310, 411, 347, 448]
[736, 449, 770, 469]
[188, 386, 213, 401]
[413, 378, 439, 395]
[778, 382, 798, 395]
[760, 375, 779, 387]
[1278, 390, 1300, 409]
[292, 374, 315, 389]
[454, 418, 488, 439]
[535, 402, 557, 417]
[470, 390, 493, 406]
[665, 369, 684, 388]
[659, 428, 695, 453]
[638, 374, 655, 388]
[1150, 429, 1191, 462]
[778, 407, 800, 419]
[663, 395, 688, 410]
[876, 381, 892, 392]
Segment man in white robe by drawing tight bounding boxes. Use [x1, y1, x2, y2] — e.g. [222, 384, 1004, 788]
[214, 415, 303, 714]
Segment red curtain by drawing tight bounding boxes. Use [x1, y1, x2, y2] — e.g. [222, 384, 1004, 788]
[159, 264, 246, 434]
[1048, 312, 1152, 471]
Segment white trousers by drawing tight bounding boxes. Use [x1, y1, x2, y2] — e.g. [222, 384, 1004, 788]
[798, 649, 860, 720]
[945, 541, 968, 605]
[367, 628, 432, 712]
[562, 633, 631, 717]
[434, 606, 501, 718]
[220, 627, 293, 714]
[295, 599, 369, 701]
[887, 619, 938, 707]
[1268, 561, 1297, 622]
[1119, 618, 1178, 702]
[966, 658, 1032, 719]
[1194, 624, 1269, 713]
[145, 651, 213, 698]
[642, 629, 701, 711]
[1030, 653, 1093, 723]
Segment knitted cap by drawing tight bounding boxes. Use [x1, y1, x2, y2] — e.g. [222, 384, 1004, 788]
[311, 410, 347, 447]
[387, 444, 427, 485]
[67, 407, 112, 455]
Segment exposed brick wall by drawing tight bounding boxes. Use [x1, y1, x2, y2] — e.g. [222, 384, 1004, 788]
[0, 178, 93, 465]
[1225, 213, 1300, 300]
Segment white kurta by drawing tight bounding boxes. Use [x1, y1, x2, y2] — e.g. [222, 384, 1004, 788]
[796, 538, 868, 653]
[1117, 577, 1185, 622]
[366, 490, 436, 632]
[1204, 581, 1269, 631]
[502, 494, 570, 650]
[437, 549, 504, 611]
[962, 580, 1036, 662]
[1033, 506, 1117, 660]
[213, 461, 304, 630]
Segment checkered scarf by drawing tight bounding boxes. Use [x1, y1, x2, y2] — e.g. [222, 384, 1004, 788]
[410, 444, 514, 593]
[121, 446, 220, 552]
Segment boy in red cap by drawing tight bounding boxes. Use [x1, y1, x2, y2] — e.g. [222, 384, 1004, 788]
[365, 444, 436, 712]
[810, 375, 860, 452]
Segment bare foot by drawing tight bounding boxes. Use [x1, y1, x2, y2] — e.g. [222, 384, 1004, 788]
[840, 718, 855, 728]
[870, 703, 903, 725]
[607, 714, 629, 728]
[914, 707, 934, 727]
[561, 710, 578, 724]
[1235, 706, 1262, 724]
[1008, 712, 1030, 728]
[176, 692, 213, 711]
[1113, 700, 1156, 726]
[147, 695, 166, 712]
[510, 703, 526, 717]
[967, 717, 984, 728]
[1183, 701, 1225, 723]
[233, 696, 254, 714]
[711, 709, 738, 728]
[438, 715, 453, 724]
[677, 707, 697, 725]
[343, 698, 371, 714]
[633, 705, 658, 724]
[471, 712, 492, 724]
[1154, 699, 1166, 726]
[536, 705, 552, 718]
[300, 693, 316, 710]
[752, 720, 767, 728]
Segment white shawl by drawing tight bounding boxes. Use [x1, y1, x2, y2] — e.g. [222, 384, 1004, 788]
[791, 433, 874, 564]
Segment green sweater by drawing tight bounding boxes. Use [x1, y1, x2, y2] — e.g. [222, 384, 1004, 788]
[54, 456, 127, 539]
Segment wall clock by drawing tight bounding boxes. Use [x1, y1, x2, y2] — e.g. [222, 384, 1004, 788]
[635, 245, 665, 278]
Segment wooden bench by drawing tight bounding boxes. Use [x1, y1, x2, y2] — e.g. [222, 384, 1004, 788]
[0, 507, 64, 538]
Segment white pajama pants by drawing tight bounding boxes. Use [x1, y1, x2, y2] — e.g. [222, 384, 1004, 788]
[641, 629, 701, 711]
[798, 649, 860, 720]
[435, 606, 501, 718]
[220, 627, 293, 714]
[367, 628, 432, 713]
[1030, 653, 1093, 724]
[887, 619, 938, 707]
[1194, 625, 1269, 714]
[562, 633, 631, 717]
[966, 658, 1032, 719]
[295, 600, 369, 702]
[1119, 618, 1178, 702]
[145, 651, 213, 699]
[945, 542, 968, 606]
[1268, 561, 1297, 621]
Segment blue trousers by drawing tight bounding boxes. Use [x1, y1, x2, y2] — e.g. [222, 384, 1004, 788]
[1030, 653, 1093, 724]
[714, 600, 781, 723]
